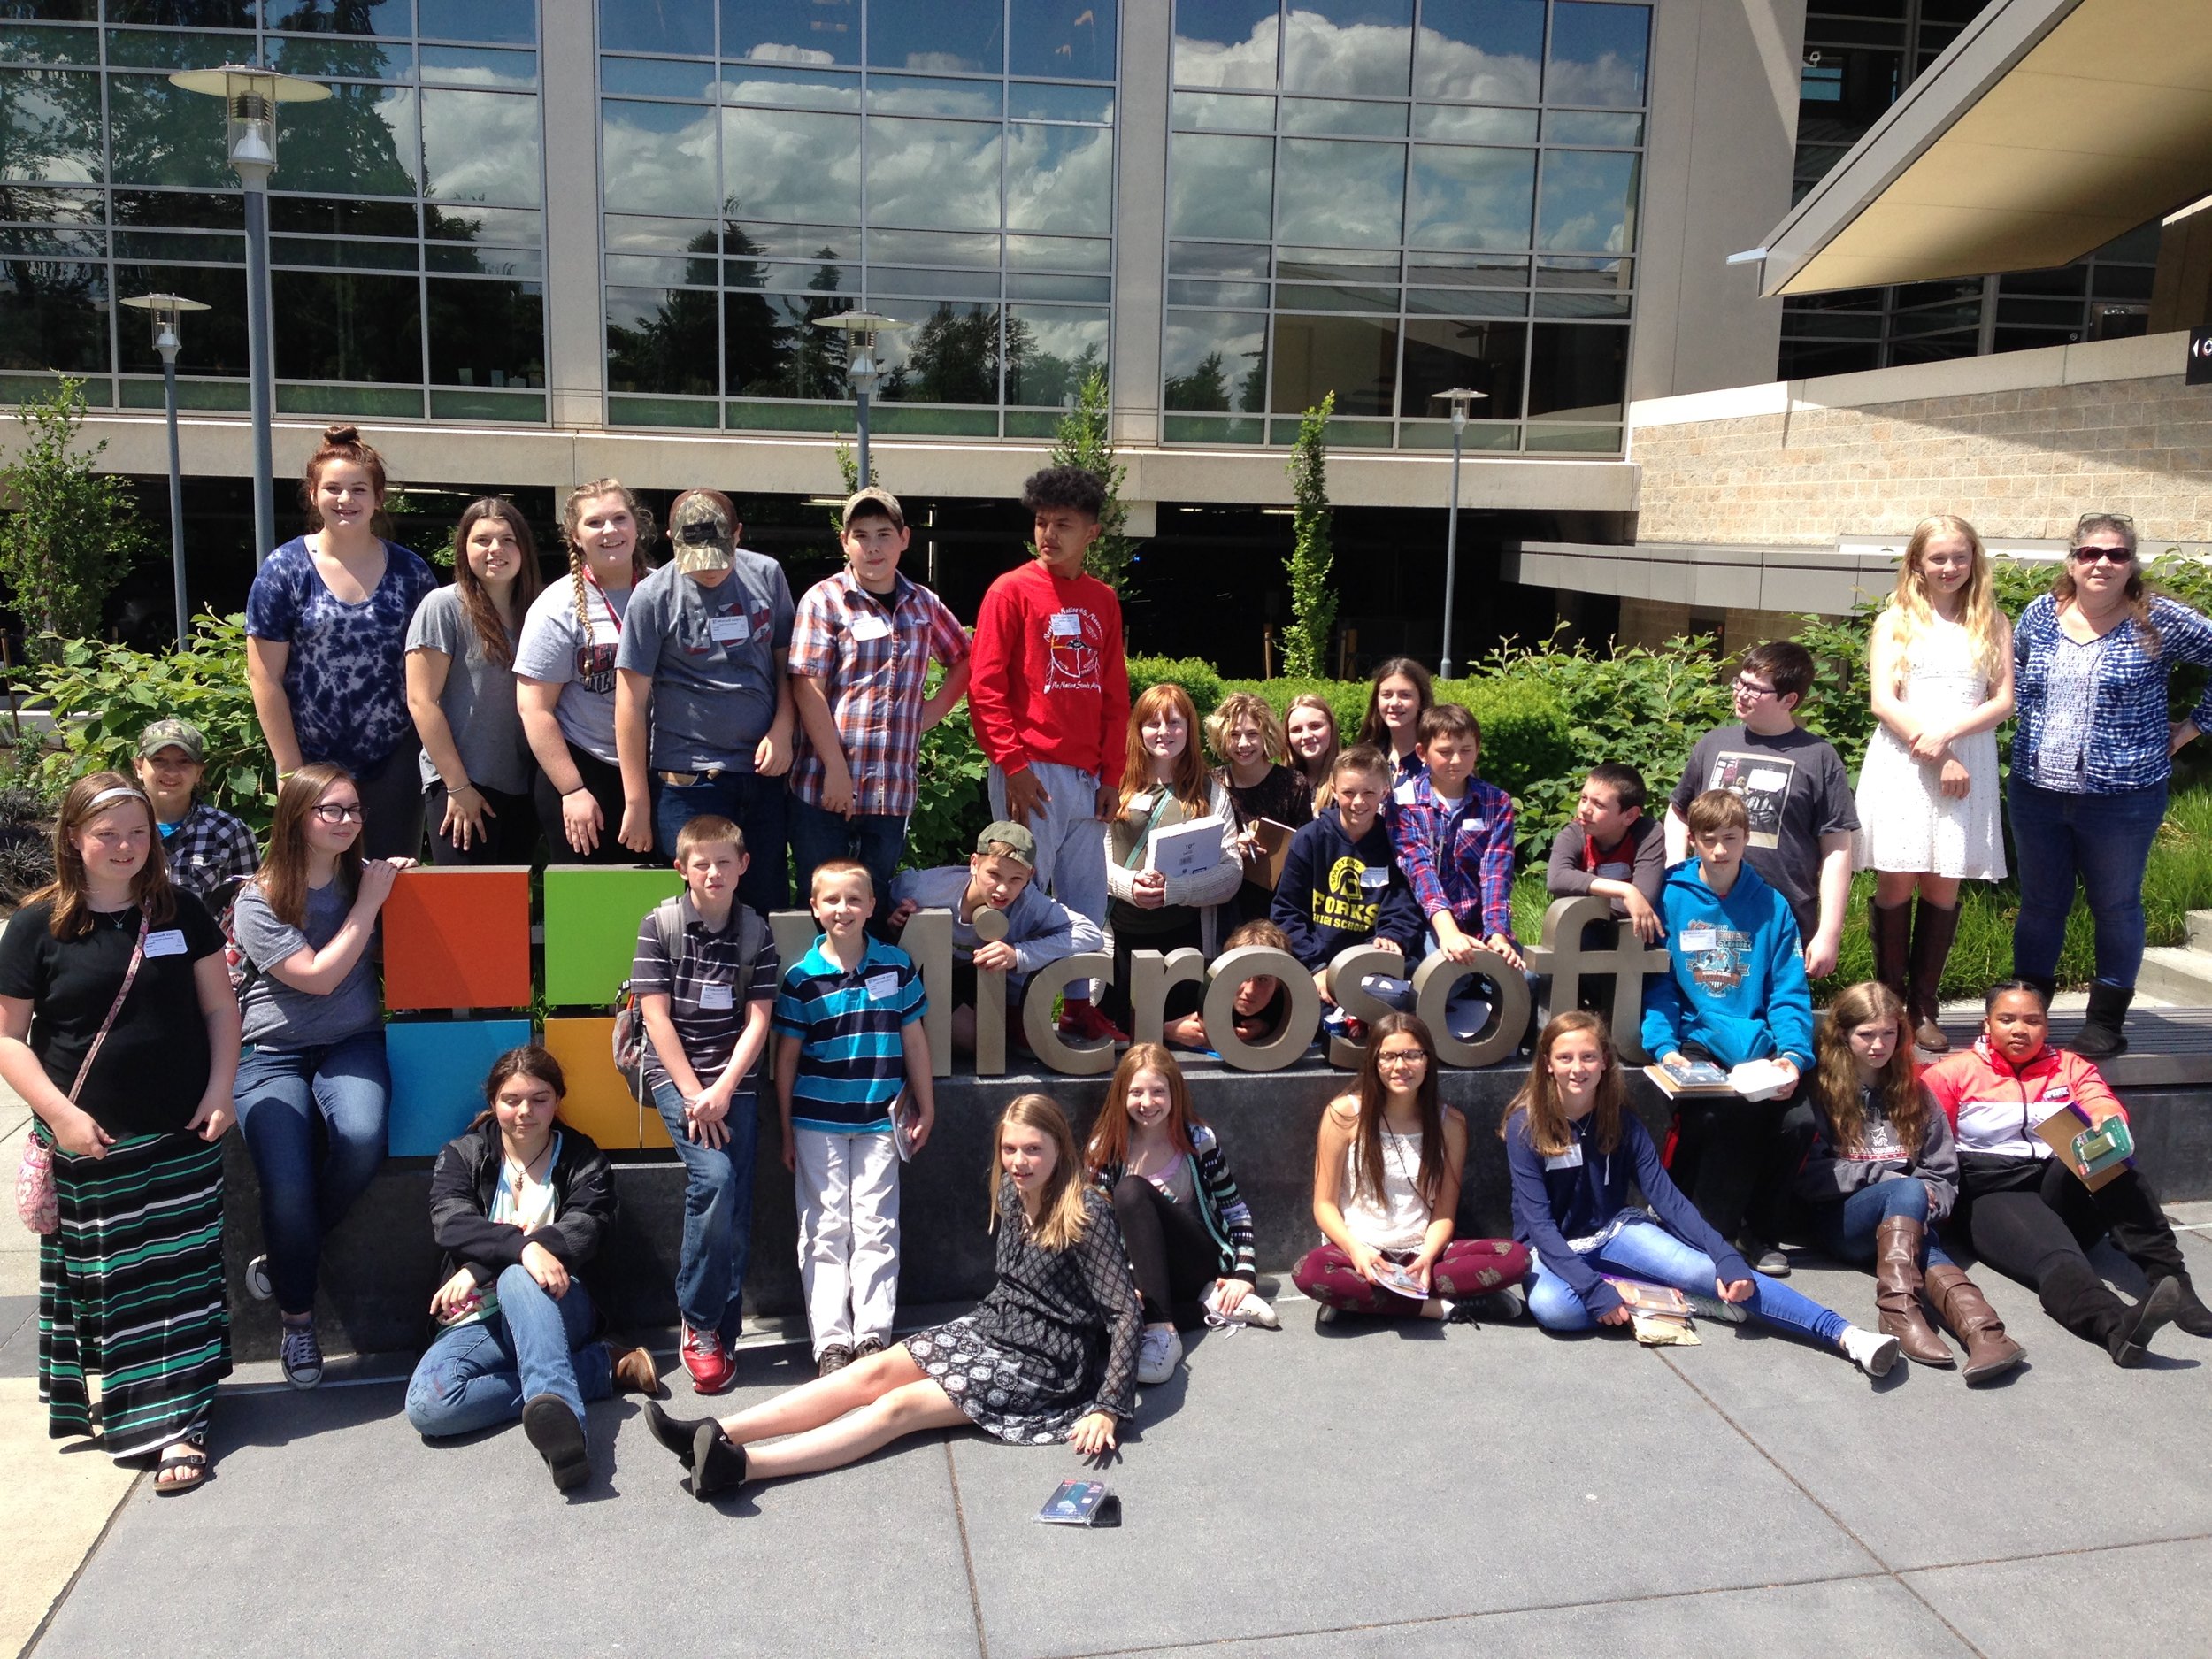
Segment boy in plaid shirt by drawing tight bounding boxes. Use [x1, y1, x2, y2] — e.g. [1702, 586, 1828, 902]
[1388, 703, 1523, 970]
[787, 488, 972, 916]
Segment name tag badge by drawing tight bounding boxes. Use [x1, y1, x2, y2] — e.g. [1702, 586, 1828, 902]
[849, 611, 894, 642]
[707, 614, 750, 645]
[143, 928, 189, 958]
[865, 971, 902, 1000]
[1048, 609, 1082, 639]
[1357, 867, 1390, 893]
[1544, 1145, 1586, 1171]
[1680, 925, 1718, 953]
[697, 982, 735, 1010]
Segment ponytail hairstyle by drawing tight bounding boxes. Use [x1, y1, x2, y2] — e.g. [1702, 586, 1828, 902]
[2054, 511, 2161, 656]
[1357, 656, 1434, 752]
[30, 771, 176, 939]
[1812, 980, 1929, 1156]
[449, 497, 543, 668]
[469, 1044, 569, 1133]
[1085, 1043, 1200, 1175]
[257, 763, 364, 930]
[560, 478, 656, 648]
[299, 424, 393, 539]
[1119, 681, 1211, 814]
[1348, 1012, 1448, 1212]
[1502, 1010, 1623, 1158]
[1882, 514, 2004, 680]
[988, 1093, 1091, 1251]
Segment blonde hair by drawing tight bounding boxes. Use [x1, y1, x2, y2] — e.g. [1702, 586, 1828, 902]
[1203, 692, 1285, 766]
[1284, 692, 1340, 808]
[1880, 514, 2004, 680]
[988, 1094, 1091, 1252]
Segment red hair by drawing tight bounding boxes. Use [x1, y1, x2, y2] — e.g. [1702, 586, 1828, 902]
[1118, 683, 1210, 814]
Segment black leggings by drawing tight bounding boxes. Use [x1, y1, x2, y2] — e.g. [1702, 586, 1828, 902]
[1110, 1174, 1222, 1329]
[1102, 910, 1206, 1026]
[351, 741, 425, 862]
[424, 781, 541, 866]
[532, 741, 636, 866]
[1963, 1156, 2185, 1291]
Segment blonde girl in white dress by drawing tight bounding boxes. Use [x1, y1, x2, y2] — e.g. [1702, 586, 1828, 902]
[1855, 515, 2015, 1053]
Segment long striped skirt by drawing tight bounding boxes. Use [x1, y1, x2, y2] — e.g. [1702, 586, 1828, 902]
[40, 1131, 231, 1461]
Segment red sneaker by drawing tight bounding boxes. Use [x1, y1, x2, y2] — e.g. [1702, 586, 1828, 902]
[681, 1325, 736, 1394]
[1058, 1002, 1130, 1046]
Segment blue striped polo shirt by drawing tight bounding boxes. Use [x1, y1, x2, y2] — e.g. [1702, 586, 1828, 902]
[773, 936, 927, 1133]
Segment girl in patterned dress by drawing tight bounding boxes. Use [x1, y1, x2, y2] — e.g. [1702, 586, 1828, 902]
[641, 1094, 1141, 1502]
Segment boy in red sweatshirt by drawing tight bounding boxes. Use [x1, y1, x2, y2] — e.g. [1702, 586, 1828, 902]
[968, 465, 1129, 1042]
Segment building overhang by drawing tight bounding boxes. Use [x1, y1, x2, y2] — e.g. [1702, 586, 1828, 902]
[1753, 0, 2212, 297]
[1507, 540, 1905, 616]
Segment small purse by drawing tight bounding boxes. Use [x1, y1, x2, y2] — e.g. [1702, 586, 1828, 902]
[14, 906, 150, 1236]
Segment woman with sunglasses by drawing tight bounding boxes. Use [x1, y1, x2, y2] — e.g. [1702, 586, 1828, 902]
[2009, 513, 2212, 1057]
[231, 765, 415, 1388]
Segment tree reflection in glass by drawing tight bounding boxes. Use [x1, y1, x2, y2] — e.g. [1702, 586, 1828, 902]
[1164, 309, 1265, 411]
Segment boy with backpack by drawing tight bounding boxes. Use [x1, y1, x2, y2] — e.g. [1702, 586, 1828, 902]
[630, 814, 779, 1394]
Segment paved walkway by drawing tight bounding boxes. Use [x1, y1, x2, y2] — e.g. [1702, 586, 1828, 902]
[17, 1211, 2212, 1659]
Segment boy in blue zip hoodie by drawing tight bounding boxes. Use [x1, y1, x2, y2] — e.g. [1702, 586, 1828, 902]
[1642, 789, 1816, 1271]
[1271, 746, 1425, 1002]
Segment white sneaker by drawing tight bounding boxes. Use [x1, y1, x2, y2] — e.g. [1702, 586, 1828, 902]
[244, 1254, 273, 1302]
[1135, 1325, 1183, 1385]
[1202, 1285, 1280, 1329]
[1840, 1325, 1901, 1379]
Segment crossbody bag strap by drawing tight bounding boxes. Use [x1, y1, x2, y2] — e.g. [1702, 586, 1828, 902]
[68, 905, 150, 1105]
[1120, 791, 1175, 872]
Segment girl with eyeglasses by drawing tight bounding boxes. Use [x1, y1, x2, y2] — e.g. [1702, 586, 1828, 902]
[2008, 512, 2212, 1057]
[1292, 1013, 1529, 1323]
[230, 764, 416, 1387]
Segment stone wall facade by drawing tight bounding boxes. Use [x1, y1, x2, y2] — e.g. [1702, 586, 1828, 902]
[1632, 340, 2212, 549]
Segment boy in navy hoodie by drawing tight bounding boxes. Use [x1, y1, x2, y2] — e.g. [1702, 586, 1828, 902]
[1643, 788, 1815, 1272]
[1272, 746, 1425, 1003]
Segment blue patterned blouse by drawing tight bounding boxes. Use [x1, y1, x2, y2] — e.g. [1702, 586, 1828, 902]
[246, 535, 437, 775]
[2011, 592, 2212, 795]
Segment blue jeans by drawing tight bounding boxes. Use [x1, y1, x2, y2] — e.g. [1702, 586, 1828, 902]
[2008, 776, 2166, 988]
[787, 796, 909, 919]
[652, 770, 788, 917]
[1808, 1178, 1955, 1269]
[1525, 1214, 1847, 1345]
[649, 1079, 758, 1340]
[233, 1028, 389, 1315]
[404, 1267, 611, 1435]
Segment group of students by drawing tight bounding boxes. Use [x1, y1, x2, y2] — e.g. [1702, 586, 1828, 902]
[6, 450, 2212, 1496]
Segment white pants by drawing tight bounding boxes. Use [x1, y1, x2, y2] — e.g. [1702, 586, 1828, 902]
[988, 760, 1109, 933]
[793, 1126, 901, 1356]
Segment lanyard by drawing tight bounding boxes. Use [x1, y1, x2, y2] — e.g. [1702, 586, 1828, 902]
[583, 572, 623, 637]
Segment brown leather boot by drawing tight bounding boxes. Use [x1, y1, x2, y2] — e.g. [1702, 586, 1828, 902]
[611, 1344, 662, 1397]
[1873, 1215, 1954, 1366]
[1924, 1263, 2026, 1384]
[1869, 899, 1910, 1010]
[1908, 899, 1961, 1053]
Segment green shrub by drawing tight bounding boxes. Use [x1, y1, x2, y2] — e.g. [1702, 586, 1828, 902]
[1126, 656, 1226, 715]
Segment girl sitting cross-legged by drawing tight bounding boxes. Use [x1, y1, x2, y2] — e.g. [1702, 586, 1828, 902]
[639, 1094, 1141, 1502]
[1505, 1010, 1903, 1379]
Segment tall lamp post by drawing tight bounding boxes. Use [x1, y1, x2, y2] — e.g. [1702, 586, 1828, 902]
[811, 311, 912, 487]
[1429, 387, 1486, 678]
[119, 293, 211, 650]
[169, 64, 330, 565]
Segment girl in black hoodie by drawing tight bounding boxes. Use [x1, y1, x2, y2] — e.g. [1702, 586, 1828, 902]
[403, 1046, 658, 1489]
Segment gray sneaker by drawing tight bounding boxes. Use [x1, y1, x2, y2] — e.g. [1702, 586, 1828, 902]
[279, 1317, 323, 1389]
[1135, 1325, 1183, 1385]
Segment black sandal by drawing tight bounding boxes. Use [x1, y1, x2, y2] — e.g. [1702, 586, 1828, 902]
[691, 1424, 748, 1501]
[643, 1398, 715, 1470]
[154, 1438, 209, 1495]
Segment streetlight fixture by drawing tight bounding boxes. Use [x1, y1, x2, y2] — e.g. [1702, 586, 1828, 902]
[169, 64, 331, 564]
[1429, 387, 1486, 679]
[811, 311, 912, 487]
[119, 293, 211, 650]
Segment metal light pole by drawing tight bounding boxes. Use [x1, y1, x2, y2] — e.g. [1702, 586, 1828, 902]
[1430, 387, 1486, 678]
[119, 293, 211, 650]
[812, 311, 912, 486]
[170, 65, 330, 564]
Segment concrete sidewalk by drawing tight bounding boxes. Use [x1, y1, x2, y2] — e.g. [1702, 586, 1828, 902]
[22, 1219, 2212, 1659]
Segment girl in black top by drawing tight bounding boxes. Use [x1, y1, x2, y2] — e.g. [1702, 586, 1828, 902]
[1208, 692, 1313, 921]
[641, 1093, 1140, 1501]
[0, 772, 240, 1491]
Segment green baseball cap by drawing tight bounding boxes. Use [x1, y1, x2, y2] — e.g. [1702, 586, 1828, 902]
[975, 820, 1037, 868]
[136, 717, 205, 762]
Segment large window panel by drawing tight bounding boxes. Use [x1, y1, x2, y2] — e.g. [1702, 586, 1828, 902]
[1282, 0, 1411, 98]
[0, 257, 103, 373]
[606, 282, 718, 394]
[1270, 312, 1397, 415]
[1546, 1, 1648, 107]
[427, 276, 543, 386]
[865, 116, 1000, 232]
[1164, 308, 1265, 411]
[1167, 132, 1272, 241]
[724, 288, 850, 398]
[422, 88, 540, 206]
[0, 67, 101, 184]
[1536, 149, 1637, 252]
[877, 298, 1000, 403]
[865, 75, 1000, 118]
[268, 0, 410, 33]
[869, 0, 1002, 73]
[1275, 138, 1404, 248]
[1399, 314, 1524, 417]
[1408, 144, 1532, 250]
[274, 270, 424, 383]
[598, 0, 712, 58]
[416, 0, 535, 46]
[1005, 301, 1106, 404]
[718, 62, 860, 110]
[272, 83, 419, 196]
[1004, 122, 1110, 234]
[603, 99, 720, 219]
[1173, 0, 1279, 90]
[722, 107, 861, 225]
[1414, 0, 1543, 103]
[1525, 319, 1624, 418]
[1010, 0, 1115, 81]
[721, 0, 859, 66]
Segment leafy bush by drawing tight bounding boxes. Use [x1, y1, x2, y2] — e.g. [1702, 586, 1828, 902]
[909, 703, 991, 872]
[1126, 656, 1226, 714]
[12, 613, 275, 836]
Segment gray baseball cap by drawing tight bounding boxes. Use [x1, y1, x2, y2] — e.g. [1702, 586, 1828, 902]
[975, 820, 1037, 868]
